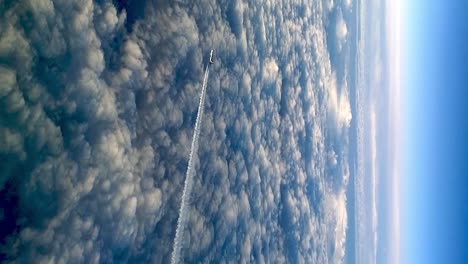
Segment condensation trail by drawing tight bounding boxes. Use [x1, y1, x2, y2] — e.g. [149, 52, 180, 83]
[171, 65, 209, 264]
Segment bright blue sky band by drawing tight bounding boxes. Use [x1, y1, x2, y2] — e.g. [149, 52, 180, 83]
[403, 1, 468, 263]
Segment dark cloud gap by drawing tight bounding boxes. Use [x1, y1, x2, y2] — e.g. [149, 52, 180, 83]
[0, 179, 20, 261]
[114, 0, 145, 31]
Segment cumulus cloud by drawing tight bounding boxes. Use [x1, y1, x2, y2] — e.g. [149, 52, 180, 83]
[0, 0, 353, 263]
[344, 0, 353, 10]
[336, 16, 348, 40]
[336, 9, 348, 52]
[326, 72, 353, 133]
[262, 57, 279, 83]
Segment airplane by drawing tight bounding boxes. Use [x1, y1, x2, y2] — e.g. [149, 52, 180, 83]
[209, 50, 214, 64]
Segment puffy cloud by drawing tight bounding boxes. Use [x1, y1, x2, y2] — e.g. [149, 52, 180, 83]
[262, 57, 279, 83]
[0, 0, 353, 263]
[344, 0, 353, 9]
[336, 9, 348, 52]
[326, 72, 353, 133]
[336, 14, 348, 41]
[325, 189, 349, 263]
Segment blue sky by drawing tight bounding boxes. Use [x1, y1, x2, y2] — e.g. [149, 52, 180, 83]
[358, 0, 468, 262]
[403, 0, 468, 263]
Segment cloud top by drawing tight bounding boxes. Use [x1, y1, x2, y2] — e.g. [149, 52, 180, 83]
[0, 0, 353, 263]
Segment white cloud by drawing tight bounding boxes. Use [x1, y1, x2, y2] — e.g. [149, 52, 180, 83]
[262, 57, 279, 83]
[344, 0, 353, 10]
[327, 72, 353, 133]
[0, 0, 353, 263]
[336, 9, 348, 52]
[332, 189, 349, 263]
[336, 15, 348, 40]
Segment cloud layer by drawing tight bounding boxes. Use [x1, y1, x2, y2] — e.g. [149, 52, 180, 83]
[0, 0, 352, 263]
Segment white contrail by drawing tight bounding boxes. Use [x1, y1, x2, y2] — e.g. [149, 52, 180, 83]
[171, 65, 210, 264]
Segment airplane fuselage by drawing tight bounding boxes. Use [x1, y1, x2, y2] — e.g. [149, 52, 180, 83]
[209, 50, 214, 64]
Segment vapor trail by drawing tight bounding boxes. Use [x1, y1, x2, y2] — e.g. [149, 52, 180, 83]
[171, 65, 210, 264]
